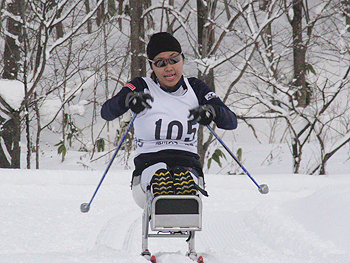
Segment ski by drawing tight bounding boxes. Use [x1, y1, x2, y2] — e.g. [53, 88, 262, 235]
[150, 255, 157, 263]
[142, 252, 203, 262]
[197, 255, 204, 263]
[187, 250, 204, 262]
[142, 249, 157, 262]
[142, 254, 156, 262]
[192, 255, 204, 263]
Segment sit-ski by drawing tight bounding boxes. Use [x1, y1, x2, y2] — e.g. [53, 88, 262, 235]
[141, 189, 204, 263]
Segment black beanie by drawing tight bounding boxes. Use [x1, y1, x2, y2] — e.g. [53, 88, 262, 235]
[147, 32, 182, 60]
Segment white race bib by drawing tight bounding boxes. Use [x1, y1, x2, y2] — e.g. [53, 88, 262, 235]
[134, 77, 199, 156]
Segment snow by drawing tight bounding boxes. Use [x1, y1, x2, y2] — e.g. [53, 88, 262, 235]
[0, 79, 24, 110]
[69, 100, 88, 116]
[40, 99, 63, 122]
[0, 152, 349, 263]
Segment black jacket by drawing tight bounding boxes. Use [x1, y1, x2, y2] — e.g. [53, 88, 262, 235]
[101, 76, 237, 175]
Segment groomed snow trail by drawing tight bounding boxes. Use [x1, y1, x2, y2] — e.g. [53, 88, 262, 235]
[0, 169, 349, 263]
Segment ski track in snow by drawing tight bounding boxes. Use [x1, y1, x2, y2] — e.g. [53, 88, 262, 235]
[0, 170, 349, 263]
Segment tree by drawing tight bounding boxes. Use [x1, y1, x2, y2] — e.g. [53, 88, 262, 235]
[29, 0, 130, 167]
[342, 0, 350, 32]
[130, 0, 146, 79]
[0, 0, 23, 168]
[0, 0, 114, 168]
[192, 0, 281, 167]
[1, 0, 349, 174]
[196, 0, 217, 166]
[291, 0, 309, 108]
[233, 0, 350, 174]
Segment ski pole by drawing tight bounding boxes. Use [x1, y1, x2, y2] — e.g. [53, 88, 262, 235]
[80, 114, 137, 213]
[206, 125, 269, 194]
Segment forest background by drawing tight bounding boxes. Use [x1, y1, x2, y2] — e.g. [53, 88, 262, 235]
[0, 0, 349, 175]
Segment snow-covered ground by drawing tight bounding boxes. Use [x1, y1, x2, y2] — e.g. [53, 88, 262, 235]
[0, 147, 349, 263]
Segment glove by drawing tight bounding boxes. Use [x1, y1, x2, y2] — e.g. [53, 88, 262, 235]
[188, 104, 216, 125]
[125, 92, 154, 113]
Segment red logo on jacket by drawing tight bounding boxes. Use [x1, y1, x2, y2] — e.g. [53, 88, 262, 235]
[125, 83, 136, 91]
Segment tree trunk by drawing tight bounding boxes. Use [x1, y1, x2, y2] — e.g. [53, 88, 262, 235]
[25, 87, 31, 169]
[33, 92, 41, 169]
[197, 0, 216, 166]
[343, 0, 350, 32]
[3, 0, 21, 80]
[56, 7, 64, 38]
[290, 0, 308, 172]
[96, 0, 105, 26]
[117, 0, 124, 30]
[84, 0, 93, 33]
[130, 0, 146, 79]
[292, 0, 309, 108]
[292, 137, 301, 173]
[0, 113, 21, 168]
[1, 0, 22, 168]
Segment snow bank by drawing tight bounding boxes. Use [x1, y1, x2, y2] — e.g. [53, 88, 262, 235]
[0, 79, 24, 110]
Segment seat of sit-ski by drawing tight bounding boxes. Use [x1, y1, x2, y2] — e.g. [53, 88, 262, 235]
[150, 195, 202, 231]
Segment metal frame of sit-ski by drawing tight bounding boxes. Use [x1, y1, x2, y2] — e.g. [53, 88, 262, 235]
[141, 189, 203, 261]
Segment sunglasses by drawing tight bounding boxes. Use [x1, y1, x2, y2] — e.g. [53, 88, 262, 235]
[149, 53, 182, 68]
